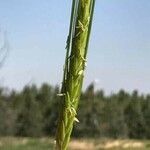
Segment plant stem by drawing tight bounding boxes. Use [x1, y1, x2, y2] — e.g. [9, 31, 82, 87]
[55, 0, 95, 149]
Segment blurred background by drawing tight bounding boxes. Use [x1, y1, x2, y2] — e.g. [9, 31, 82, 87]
[0, 0, 150, 149]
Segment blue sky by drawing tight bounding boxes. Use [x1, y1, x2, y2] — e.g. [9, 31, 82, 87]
[0, 0, 150, 94]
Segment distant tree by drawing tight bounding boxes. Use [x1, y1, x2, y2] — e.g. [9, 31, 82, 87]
[143, 95, 150, 138]
[0, 88, 16, 135]
[125, 91, 146, 138]
[44, 85, 59, 136]
[102, 95, 128, 138]
[15, 86, 43, 137]
[0, 82, 149, 139]
[37, 83, 59, 135]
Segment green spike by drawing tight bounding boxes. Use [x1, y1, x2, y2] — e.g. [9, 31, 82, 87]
[55, 1, 96, 149]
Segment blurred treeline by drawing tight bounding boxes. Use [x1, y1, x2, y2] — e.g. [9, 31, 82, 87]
[0, 83, 150, 139]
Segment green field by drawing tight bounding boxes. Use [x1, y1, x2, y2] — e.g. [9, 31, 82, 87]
[0, 137, 150, 150]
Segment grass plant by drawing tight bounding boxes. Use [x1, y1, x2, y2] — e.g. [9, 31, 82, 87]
[55, 0, 96, 149]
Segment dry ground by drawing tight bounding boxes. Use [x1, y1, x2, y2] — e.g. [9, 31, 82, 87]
[0, 137, 150, 150]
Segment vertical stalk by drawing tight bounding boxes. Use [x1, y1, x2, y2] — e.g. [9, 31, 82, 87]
[55, 0, 95, 149]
